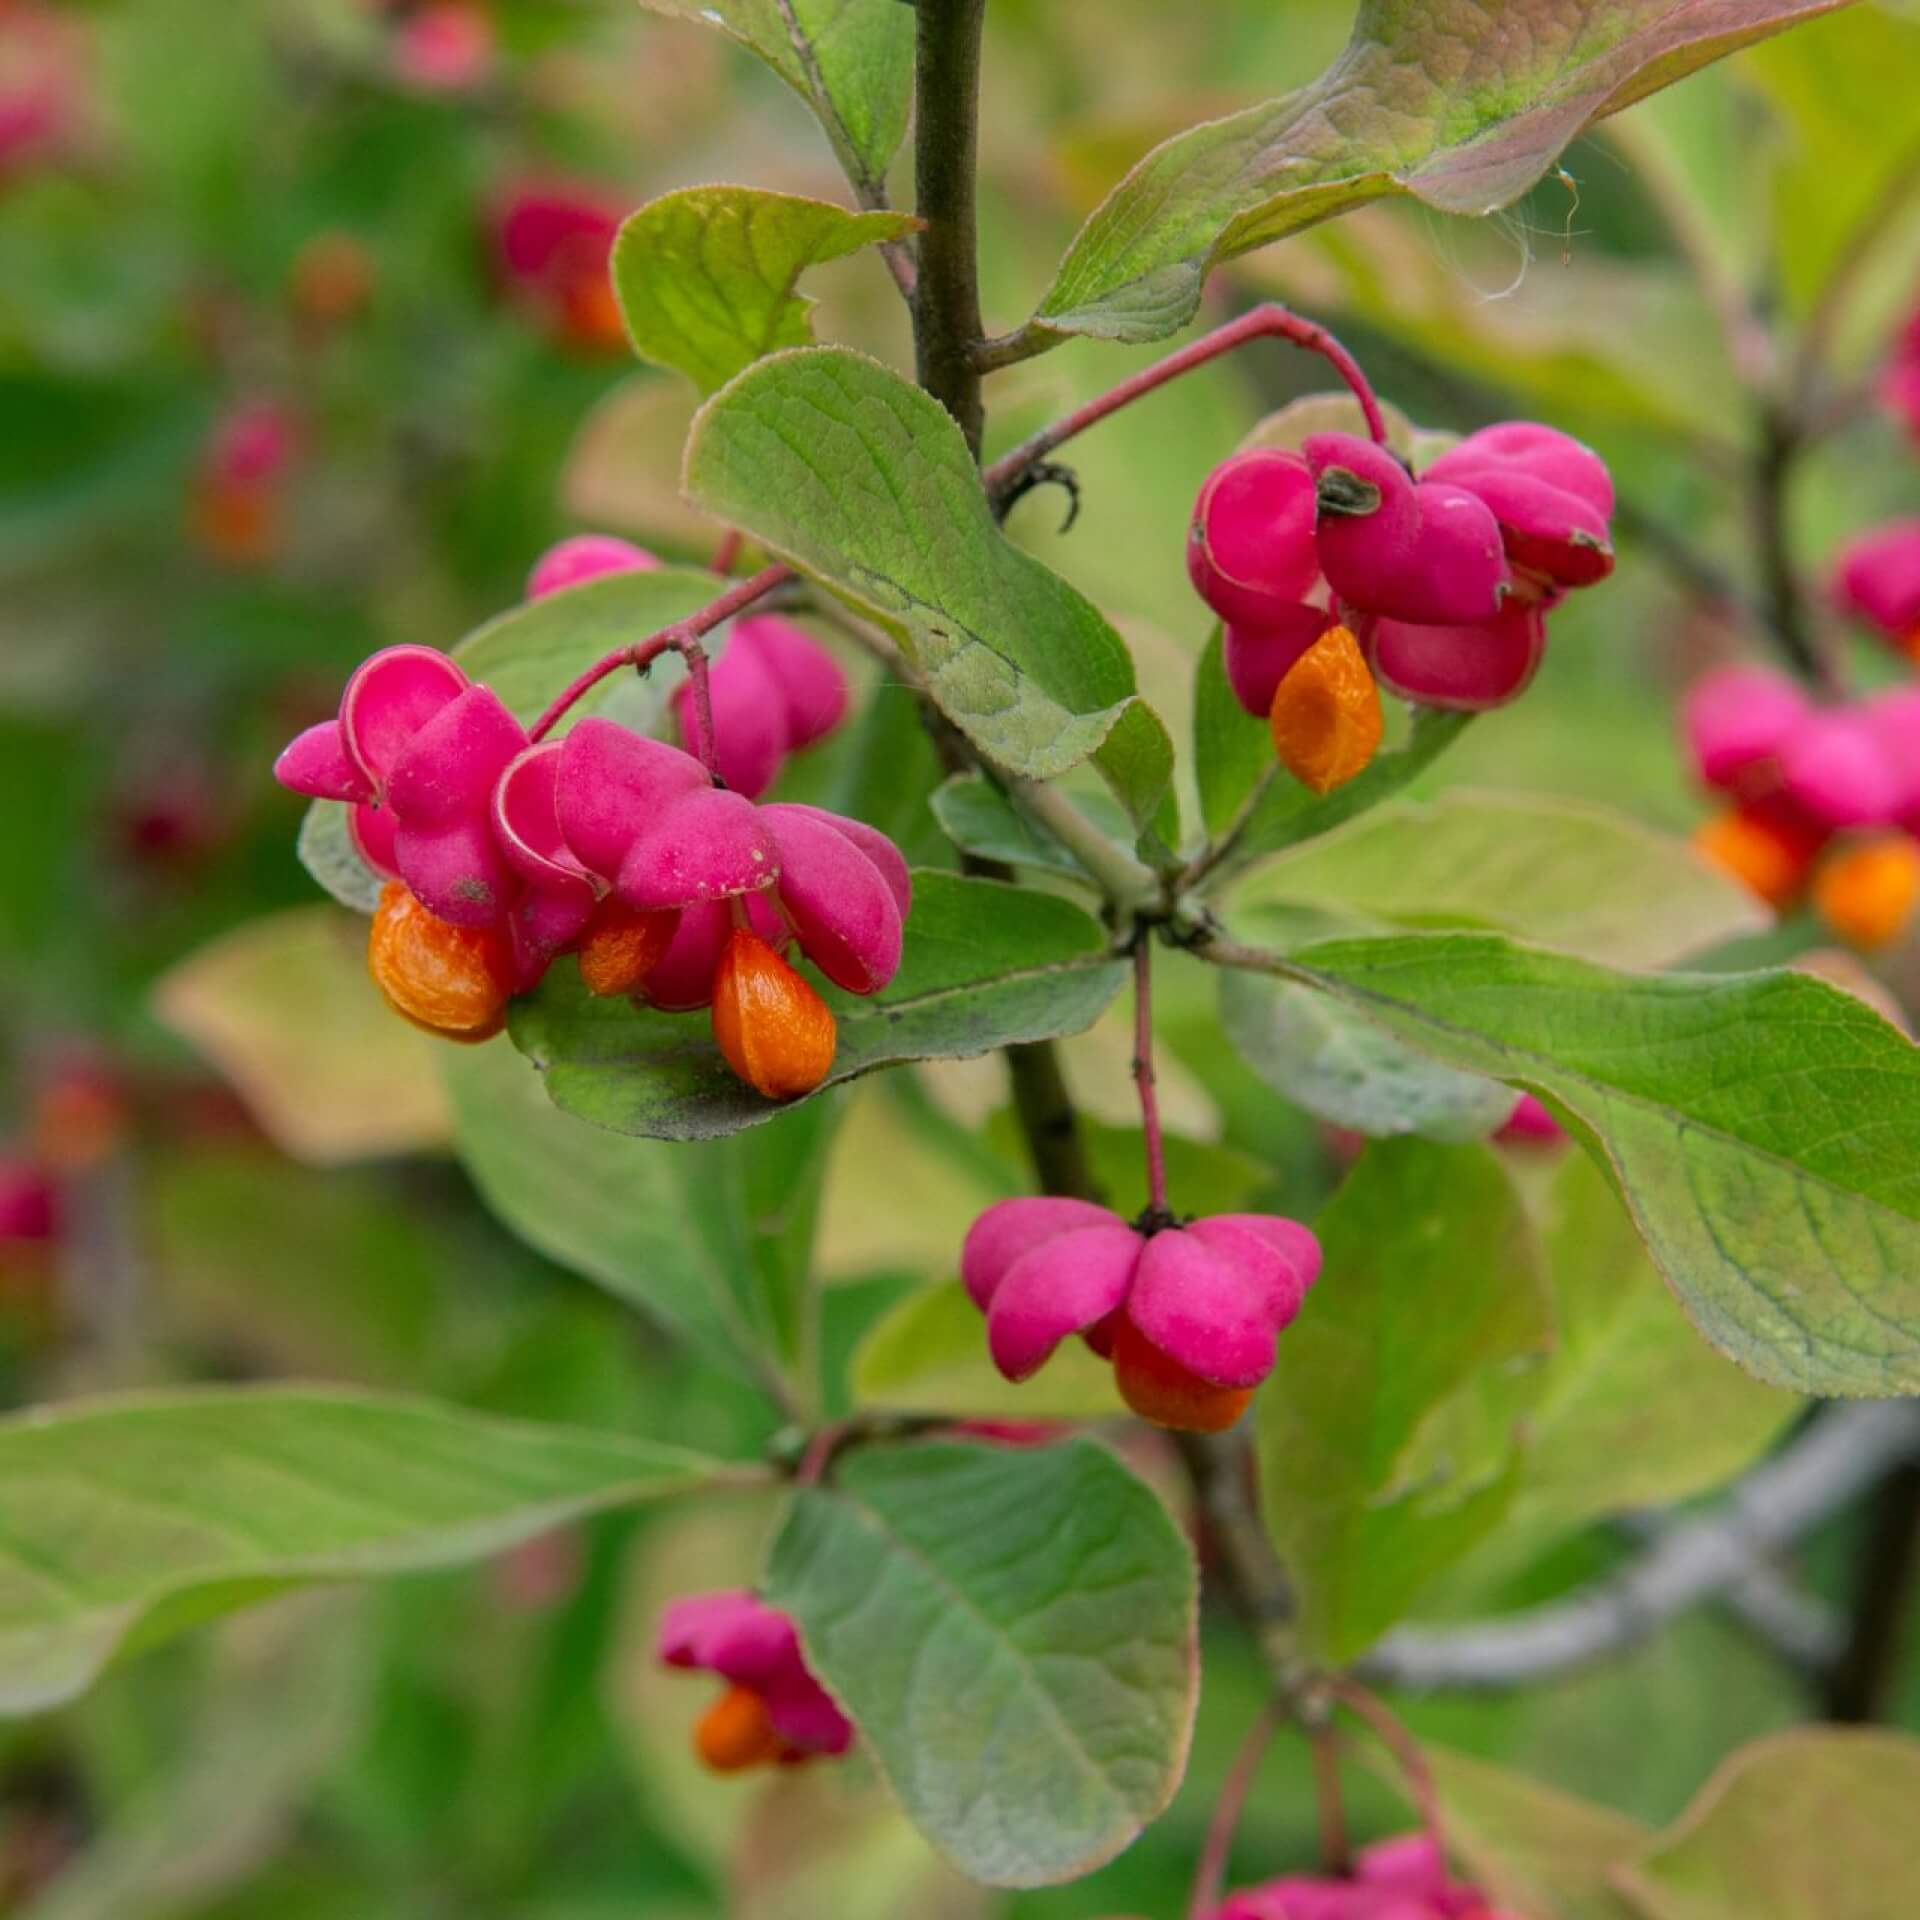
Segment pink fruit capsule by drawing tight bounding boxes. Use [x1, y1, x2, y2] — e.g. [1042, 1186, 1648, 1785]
[1187, 449, 1322, 628]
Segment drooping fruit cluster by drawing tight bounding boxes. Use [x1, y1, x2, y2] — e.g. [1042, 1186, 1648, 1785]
[274, 586, 899, 1098]
[962, 1199, 1321, 1433]
[1684, 666, 1920, 947]
[1216, 1832, 1517, 1920]
[1189, 422, 1614, 791]
[495, 181, 625, 354]
[657, 1589, 852, 1776]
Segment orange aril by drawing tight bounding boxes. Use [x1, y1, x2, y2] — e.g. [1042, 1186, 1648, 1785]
[367, 881, 513, 1042]
[1268, 624, 1383, 795]
[693, 1684, 785, 1774]
[1110, 1317, 1253, 1434]
[710, 928, 836, 1100]
[577, 900, 677, 998]
[1813, 836, 1920, 950]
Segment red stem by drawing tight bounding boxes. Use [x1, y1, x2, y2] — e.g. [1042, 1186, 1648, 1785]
[712, 527, 744, 575]
[982, 304, 1389, 504]
[1310, 1717, 1353, 1878]
[1187, 1701, 1281, 1920]
[1133, 938, 1169, 1216]
[1325, 1675, 1446, 1878]
[526, 563, 790, 764]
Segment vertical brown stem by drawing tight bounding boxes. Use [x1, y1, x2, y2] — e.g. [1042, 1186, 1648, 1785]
[1005, 1040, 1098, 1202]
[1825, 1459, 1920, 1722]
[1752, 407, 1833, 692]
[912, 0, 988, 456]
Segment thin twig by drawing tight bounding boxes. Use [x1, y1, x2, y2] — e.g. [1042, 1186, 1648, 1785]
[1359, 1404, 1920, 1692]
[1325, 1675, 1445, 1867]
[981, 304, 1390, 506]
[1133, 938, 1169, 1217]
[526, 564, 789, 750]
[1187, 1701, 1283, 1920]
[1308, 1720, 1352, 1880]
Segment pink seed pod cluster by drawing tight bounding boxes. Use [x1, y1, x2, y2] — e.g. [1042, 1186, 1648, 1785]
[494, 179, 626, 353]
[1683, 665, 1920, 946]
[274, 632, 906, 1088]
[1189, 423, 1614, 718]
[962, 1199, 1321, 1433]
[520, 716, 908, 1005]
[658, 1589, 852, 1774]
[190, 401, 302, 568]
[1881, 306, 1920, 445]
[1831, 520, 1920, 664]
[1216, 1832, 1517, 1920]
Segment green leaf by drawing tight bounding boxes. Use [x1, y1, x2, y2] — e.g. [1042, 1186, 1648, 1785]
[1266, 931, 1920, 1395]
[1219, 967, 1515, 1143]
[930, 773, 1115, 883]
[1616, 1729, 1920, 1920]
[296, 802, 383, 915]
[0, 1387, 728, 1715]
[152, 907, 449, 1167]
[451, 565, 726, 733]
[764, 1440, 1197, 1886]
[1467, 1152, 1800, 1580]
[1192, 628, 1271, 840]
[612, 187, 915, 395]
[1199, 707, 1470, 891]
[1031, 0, 1849, 343]
[851, 1280, 1126, 1419]
[1232, 792, 1769, 968]
[440, 1037, 833, 1387]
[1258, 1140, 1552, 1661]
[1422, 1745, 1650, 1920]
[683, 348, 1174, 826]
[635, 1, 912, 194]
[510, 872, 1128, 1142]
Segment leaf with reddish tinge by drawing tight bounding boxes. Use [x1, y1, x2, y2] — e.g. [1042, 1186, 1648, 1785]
[1034, 0, 1851, 343]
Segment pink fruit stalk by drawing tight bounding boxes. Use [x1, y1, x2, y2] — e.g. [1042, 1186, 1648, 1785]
[671, 615, 850, 798]
[961, 1198, 1320, 1433]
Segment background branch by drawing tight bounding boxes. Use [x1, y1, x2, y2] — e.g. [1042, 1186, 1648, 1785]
[1360, 1404, 1920, 1692]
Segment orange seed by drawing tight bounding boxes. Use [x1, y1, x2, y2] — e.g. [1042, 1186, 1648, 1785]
[1268, 624, 1383, 795]
[1110, 1316, 1253, 1435]
[711, 928, 837, 1100]
[693, 1684, 785, 1774]
[367, 881, 513, 1042]
[577, 899, 677, 998]
[1692, 807, 1818, 910]
[1813, 836, 1920, 950]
